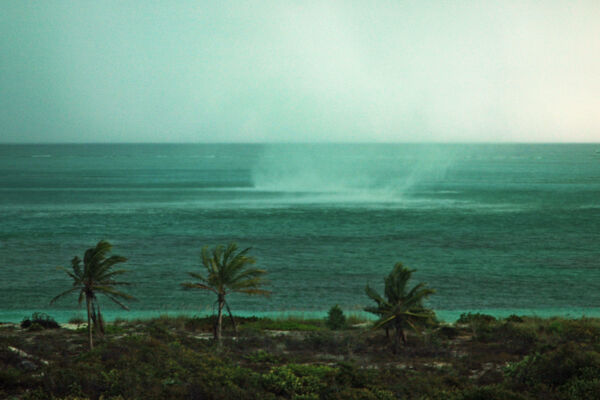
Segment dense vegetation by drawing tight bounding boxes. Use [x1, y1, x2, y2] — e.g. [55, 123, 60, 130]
[2, 313, 600, 399]
[4, 241, 598, 398]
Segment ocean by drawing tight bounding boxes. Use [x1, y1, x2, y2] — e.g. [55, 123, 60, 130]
[1, 143, 599, 322]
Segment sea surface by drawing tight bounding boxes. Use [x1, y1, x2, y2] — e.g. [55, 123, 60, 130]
[1, 143, 599, 322]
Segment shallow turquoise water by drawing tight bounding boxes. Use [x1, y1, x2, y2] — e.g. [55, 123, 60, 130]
[1, 144, 599, 322]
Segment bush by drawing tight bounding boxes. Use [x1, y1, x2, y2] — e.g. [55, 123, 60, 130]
[326, 305, 347, 330]
[562, 374, 600, 400]
[453, 385, 529, 400]
[495, 323, 538, 354]
[68, 315, 85, 326]
[505, 315, 523, 323]
[28, 322, 44, 332]
[562, 318, 600, 342]
[506, 343, 600, 389]
[244, 350, 280, 364]
[20, 312, 60, 330]
[260, 364, 335, 398]
[436, 325, 460, 340]
[457, 313, 496, 325]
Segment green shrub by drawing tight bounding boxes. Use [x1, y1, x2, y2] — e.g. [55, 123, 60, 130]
[0, 365, 25, 389]
[436, 325, 460, 339]
[326, 305, 347, 330]
[183, 316, 212, 332]
[20, 312, 60, 330]
[28, 322, 44, 332]
[260, 364, 335, 398]
[546, 320, 564, 335]
[496, 323, 538, 354]
[244, 350, 280, 364]
[457, 313, 496, 325]
[294, 331, 354, 354]
[562, 319, 600, 342]
[452, 385, 529, 400]
[562, 374, 600, 400]
[505, 315, 524, 323]
[68, 315, 85, 326]
[506, 344, 600, 389]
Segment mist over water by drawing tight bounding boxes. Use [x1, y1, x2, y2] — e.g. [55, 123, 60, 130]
[251, 144, 457, 204]
[0, 143, 599, 322]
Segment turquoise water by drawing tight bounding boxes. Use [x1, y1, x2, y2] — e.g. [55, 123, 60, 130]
[1, 144, 599, 322]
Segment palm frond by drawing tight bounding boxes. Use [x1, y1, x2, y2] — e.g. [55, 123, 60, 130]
[95, 269, 130, 283]
[221, 243, 240, 267]
[54, 240, 133, 311]
[187, 271, 208, 282]
[229, 275, 268, 291]
[50, 287, 80, 304]
[234, 288, 271, 296]
[185, 243, 269, 330]
[405, 318, 422, 336]
[372, 314, 396, 330]
[84, 240, 112, 270]
[365, 285, 388, 307]
[181, 282, 218, 293]
[102, 293, 131, 310]
[94, 285, 135, 301]
[56, 266, 82, 284]
[231, 268, 266, 283]
[365, 262, 435, 339]
[96, 255, 127, 277]
[71, 257, 83, 279]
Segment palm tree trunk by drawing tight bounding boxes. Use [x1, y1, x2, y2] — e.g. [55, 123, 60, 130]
[86, 295, 93, 350]
[215, 294, 224, 342]
[96, 301, 105, 336]
[225, 302, 237, 334]
[393, 319, 406, 354]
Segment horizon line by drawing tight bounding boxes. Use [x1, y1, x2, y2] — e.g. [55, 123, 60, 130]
[1, 141, 599, 145]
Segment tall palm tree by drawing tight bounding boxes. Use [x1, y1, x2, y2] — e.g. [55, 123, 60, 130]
[51, 240, 133, 350]
[182, 243, 270, 342]
[365, 262, 435, 352]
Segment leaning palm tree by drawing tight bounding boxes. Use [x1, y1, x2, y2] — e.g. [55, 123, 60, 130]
[51, 240, 134, 350]
[365, 262, 435, 353]
[182, 243, 270, 342]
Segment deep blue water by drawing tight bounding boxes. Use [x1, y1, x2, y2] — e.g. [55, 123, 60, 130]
[1, 143, 599, 322]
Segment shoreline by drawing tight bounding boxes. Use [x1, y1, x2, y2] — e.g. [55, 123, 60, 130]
[3, 307, 600, 324]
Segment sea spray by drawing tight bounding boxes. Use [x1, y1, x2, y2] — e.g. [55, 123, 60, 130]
[251, 143, 458, 202]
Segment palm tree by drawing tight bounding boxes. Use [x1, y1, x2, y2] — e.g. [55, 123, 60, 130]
[51, 240, 134, 350]
[182, 243, 270, 342]
[365, 262, 435, 352]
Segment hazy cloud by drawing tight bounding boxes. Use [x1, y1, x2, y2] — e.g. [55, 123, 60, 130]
[1, 1, 599, 143]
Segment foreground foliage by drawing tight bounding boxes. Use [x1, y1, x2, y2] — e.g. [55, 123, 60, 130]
[2, 314, 600, 399]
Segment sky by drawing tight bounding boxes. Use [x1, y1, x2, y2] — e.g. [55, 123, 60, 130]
[1, 1, 599, 143]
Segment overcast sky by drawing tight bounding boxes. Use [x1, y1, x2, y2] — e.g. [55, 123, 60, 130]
[1, 1, 599, 143]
